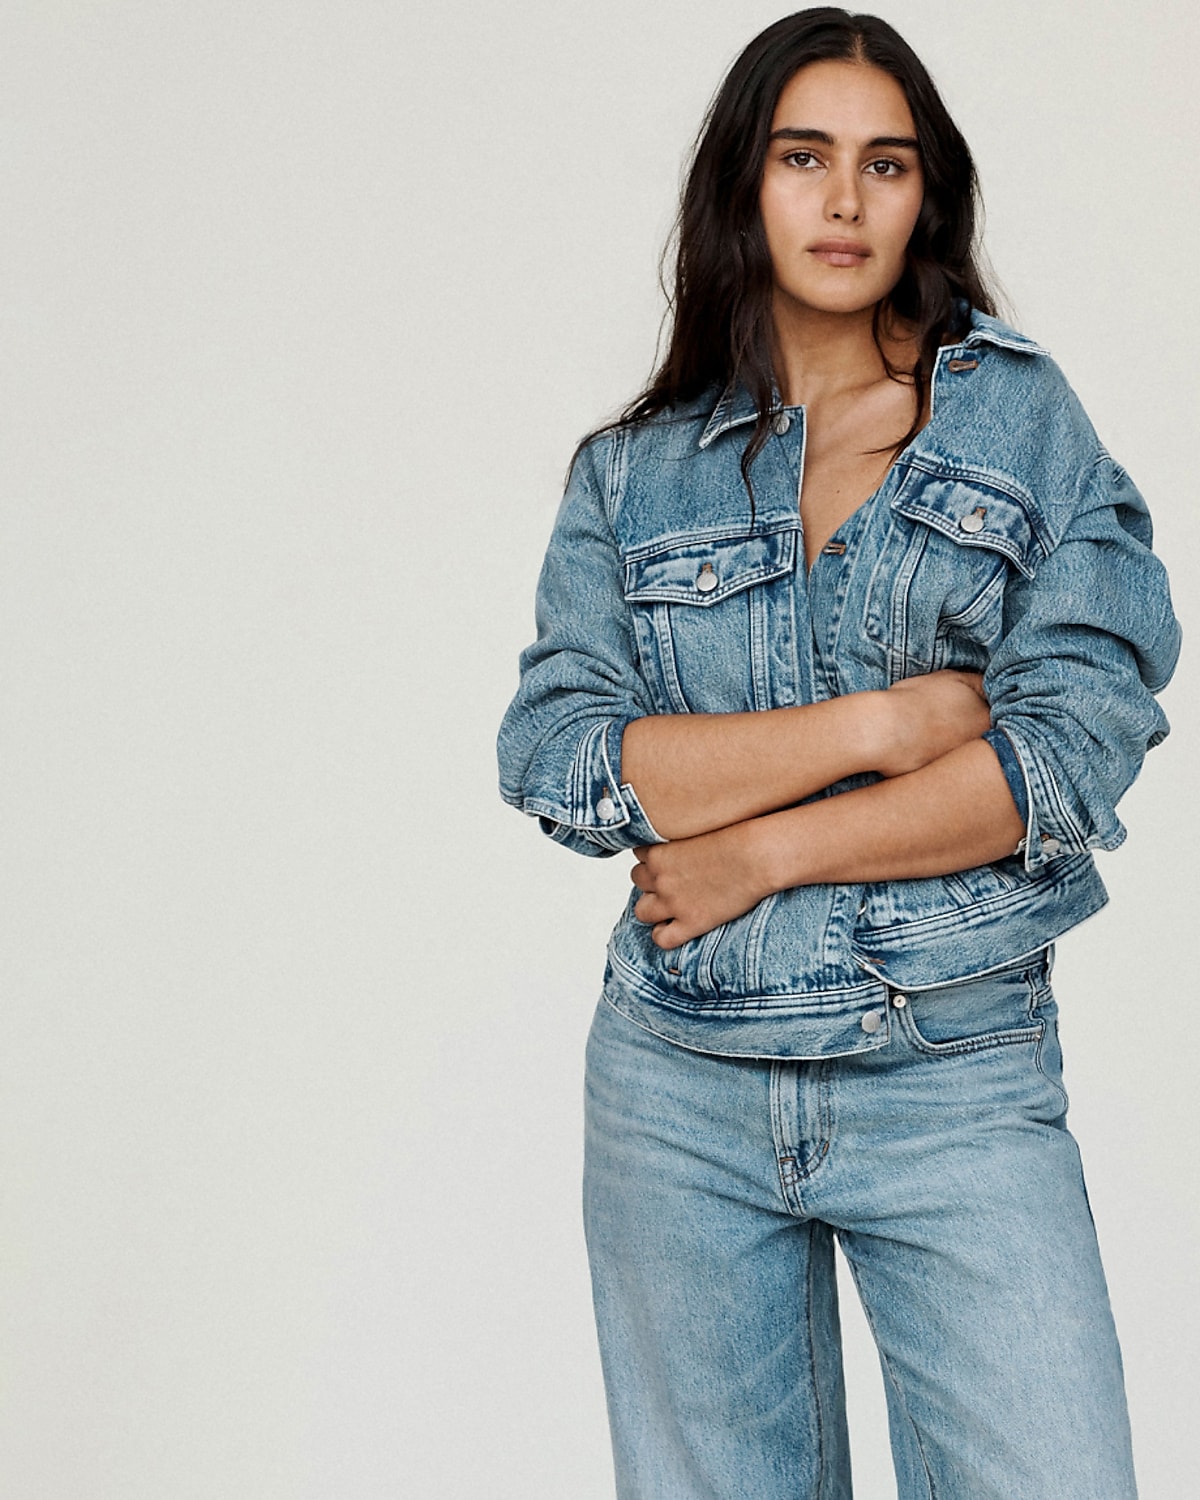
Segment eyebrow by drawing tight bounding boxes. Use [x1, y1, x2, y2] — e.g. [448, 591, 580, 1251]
[768, 128, 920, 150]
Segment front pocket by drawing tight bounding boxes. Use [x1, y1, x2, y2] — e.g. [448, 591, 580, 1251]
[896, 963, 1044, 1055]
[623, 524, 799, 714]
[865, 471, 1044, 683]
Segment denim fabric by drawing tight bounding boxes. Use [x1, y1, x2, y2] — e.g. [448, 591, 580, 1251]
[583, 954, 1138, 1500]
[498, 310, 1182, 1055]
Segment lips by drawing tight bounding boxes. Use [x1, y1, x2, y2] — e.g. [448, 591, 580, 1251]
[808, 239, 871, 266]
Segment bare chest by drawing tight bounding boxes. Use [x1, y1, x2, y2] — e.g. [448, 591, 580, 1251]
[798, 389, 923, 571]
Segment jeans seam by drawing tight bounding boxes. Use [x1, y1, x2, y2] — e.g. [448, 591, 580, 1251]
[902, 1023, 1044, 1058]
[842, 1248, 937, 1500]
[805, 1227, 829, 1500]
[895, 993, 1044, 1056]
[770, 1062, 804, 1216]
[794, 1062, 833, 1183]
[1033, 1014, 1070, 1115]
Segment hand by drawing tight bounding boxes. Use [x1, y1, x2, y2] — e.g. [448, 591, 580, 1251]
[630, 821, 776, 950]
[877, 670, 991, 778]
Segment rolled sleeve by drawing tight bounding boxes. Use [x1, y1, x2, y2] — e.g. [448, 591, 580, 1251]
[497, 433, 668, 859]
[982, 726, 1029, 825]
[983, 456, 1181, 872]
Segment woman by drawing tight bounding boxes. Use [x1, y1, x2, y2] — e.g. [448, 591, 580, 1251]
[497, 10, 1180, 1498]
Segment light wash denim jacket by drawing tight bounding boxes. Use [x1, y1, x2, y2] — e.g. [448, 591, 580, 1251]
[498, 311, 1182, 1057]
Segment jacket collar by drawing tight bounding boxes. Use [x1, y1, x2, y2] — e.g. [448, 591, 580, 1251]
[697, 308, 1046, 450]
[697, 383, 764, 449]
[958, 309, 1047, 356]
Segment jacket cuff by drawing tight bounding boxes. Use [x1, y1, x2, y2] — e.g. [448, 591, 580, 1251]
[526, 717, 667, 855]
[983, 728, 1029, 823]
[990, 723, 1125, 872]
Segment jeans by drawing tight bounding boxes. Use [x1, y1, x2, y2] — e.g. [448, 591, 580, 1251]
[582, 952, 1138, 1499]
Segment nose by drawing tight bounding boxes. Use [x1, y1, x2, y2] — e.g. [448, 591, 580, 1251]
[825, 162, 863, 223]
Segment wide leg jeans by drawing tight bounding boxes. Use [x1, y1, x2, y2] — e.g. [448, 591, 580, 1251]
[582, 955, 1138, 1499]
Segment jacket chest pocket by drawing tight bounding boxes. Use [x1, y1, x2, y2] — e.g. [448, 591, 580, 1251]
[864, 475, 1042, 684]
[622, 525, 799, 714]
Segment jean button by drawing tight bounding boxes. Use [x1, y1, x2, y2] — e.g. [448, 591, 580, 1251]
[696, 567, 718, 594]
[773, 411, 791, 435]
[860, 1009, 884, 1033]
[596, 796, 616, 821]
[891, 994, 908, 1009]
[1041, 836, 1062, 856]
[959, 508, 986, 534]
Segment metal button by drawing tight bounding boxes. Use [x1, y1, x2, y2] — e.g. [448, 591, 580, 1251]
[959, 508, 986, 534]
[891, 993, 908, 1009]
[596, 796, 616, 821]
[860, 1009, 884, 1034]
[773, 411, 791, 435]
[695, 566, 718, 594]
[1041, 836, 1062, 856]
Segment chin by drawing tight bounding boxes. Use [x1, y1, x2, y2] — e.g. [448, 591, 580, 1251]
[787, 289, 887, 318]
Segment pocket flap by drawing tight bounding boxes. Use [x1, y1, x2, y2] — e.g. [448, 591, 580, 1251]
[623, 526, 798, 605]
[892, 476, 1042, 578]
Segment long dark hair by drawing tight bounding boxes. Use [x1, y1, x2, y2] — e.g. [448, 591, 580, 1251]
[601, 8, 999, 497]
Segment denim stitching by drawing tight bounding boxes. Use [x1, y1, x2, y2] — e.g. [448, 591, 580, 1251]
[749, 582, 770, 712]
[770, 1061, 803, 1216]
[652, 602, 691, 714]
[896, 997, 1043, 1057]
[1030, 976, 1071, 1116]
[1033, 1021, 1070, 1117]
[794, 1062, 833, 1183]
[805, 1223, 829, 1499]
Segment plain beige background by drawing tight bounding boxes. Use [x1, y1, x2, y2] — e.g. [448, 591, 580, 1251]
[3, 2, 1196, 1496]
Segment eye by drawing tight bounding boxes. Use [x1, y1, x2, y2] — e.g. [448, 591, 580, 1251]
[782, 149, 822, 170]
[865, 158, 907, 177]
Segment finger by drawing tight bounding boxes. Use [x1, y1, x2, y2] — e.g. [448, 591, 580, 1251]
[652, 920, 690, 951]
[634, 892, 669, 926]
[630, 863, 654, 892]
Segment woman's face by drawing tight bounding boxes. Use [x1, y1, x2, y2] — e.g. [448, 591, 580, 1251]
[758, 60, 925, 320]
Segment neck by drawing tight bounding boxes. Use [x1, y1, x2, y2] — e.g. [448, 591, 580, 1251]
[770, 298, 915, 407]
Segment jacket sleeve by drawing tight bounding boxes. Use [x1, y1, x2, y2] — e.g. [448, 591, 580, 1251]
[496, 431, 667, 858]
[982, 454, 1181, 872]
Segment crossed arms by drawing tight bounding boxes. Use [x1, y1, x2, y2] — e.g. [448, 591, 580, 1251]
[622, 672, 1025, 949]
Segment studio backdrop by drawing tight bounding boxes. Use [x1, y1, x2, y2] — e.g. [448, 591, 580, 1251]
[3, 2, 1197, 1496]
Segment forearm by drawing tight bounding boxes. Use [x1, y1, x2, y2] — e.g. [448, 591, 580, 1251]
[621, 694, 886, 841]
[630, 738, 1026, 949]
[760, 738, 1025, 889]
[622, 669, 994, 841]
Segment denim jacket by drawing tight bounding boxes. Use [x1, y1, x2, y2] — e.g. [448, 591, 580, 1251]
[498, 311, 1182, 1057]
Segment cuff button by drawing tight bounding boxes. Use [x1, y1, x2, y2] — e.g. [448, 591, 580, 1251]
[596, 796, 616, 821]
